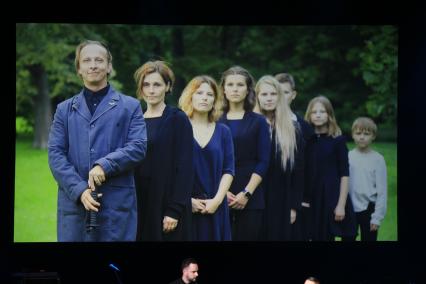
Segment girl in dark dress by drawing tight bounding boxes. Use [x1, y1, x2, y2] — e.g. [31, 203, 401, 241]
[133, 61, 193, 241]
[179, 75, 235, 241]
[256, 75, 305, 241]
[218, 66, 271, 241]
[275, 73, 316, 241]
[304, 96, 356, 241]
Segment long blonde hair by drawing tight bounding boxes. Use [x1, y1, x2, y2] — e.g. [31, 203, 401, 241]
[305, 96, 342, 137]
[256, 75, 297, 170]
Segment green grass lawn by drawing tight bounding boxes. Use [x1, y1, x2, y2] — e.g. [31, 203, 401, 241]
[14, 138, 57, 242]
[14, 138, 397, 242]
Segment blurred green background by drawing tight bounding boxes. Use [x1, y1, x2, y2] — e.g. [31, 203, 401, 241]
[15, 24, 397, 241]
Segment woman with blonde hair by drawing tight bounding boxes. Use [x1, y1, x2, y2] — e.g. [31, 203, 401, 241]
[133, 60, 193, 241]
[179, 75, 235, 241]
[275, 72, 316, 241]
[256, 75, 305, 240]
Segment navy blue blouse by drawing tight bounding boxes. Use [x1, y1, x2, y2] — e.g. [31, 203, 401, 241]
[137, 116, 162, 178]
[219, 111, 271, 209]
[192, 123, 235, 241]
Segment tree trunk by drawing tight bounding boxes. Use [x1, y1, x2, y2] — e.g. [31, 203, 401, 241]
[30, 64, 51, 149]
[171, 27, 185, 104]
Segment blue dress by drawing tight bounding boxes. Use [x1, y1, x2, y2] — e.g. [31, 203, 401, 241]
[311, 134, 357, 240]
[192, 123, 235, 241]
[219, 111, 271, 240]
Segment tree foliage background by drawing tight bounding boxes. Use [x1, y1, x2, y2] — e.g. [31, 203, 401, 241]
[16, 24, 397, 148]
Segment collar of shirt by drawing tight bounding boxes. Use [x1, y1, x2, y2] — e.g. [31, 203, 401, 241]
[83, 83, 110, 103]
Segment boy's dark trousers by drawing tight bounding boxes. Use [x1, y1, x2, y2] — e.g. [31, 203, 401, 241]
[355, 202, 378, 241]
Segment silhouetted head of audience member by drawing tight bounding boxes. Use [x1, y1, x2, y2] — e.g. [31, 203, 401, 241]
[181, 258, 199, 283]
[305, 276, 320, 284]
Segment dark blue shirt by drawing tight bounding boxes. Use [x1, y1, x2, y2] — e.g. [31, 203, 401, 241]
[192, 123, 234, 241]
[137, 116, 163, 178]
[83, 83, 110, 115]
[226, 116, 270, 177]
[219, 112, 271, 209]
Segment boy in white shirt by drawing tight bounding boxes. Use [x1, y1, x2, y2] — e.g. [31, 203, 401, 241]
[349, 117, 387, 241]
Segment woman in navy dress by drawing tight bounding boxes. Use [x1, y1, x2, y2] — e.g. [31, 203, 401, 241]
[218, 66, 271, 241]
[133, 61, 193, 241]
[275, 73, 316, 241]
[256, 75, 305, 241]
[304, 96, 356, 241]
[179, 75, 235, 241]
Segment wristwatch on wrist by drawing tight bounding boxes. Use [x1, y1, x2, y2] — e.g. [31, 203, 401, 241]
[243, 188, 252, 199]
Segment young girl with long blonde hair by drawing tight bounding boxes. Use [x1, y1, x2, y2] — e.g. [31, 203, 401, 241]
[256, 75, 304, 240]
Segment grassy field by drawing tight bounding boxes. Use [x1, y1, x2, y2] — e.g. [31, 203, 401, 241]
[14, 138, 397, 242]
[14, 138, 57, 242]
